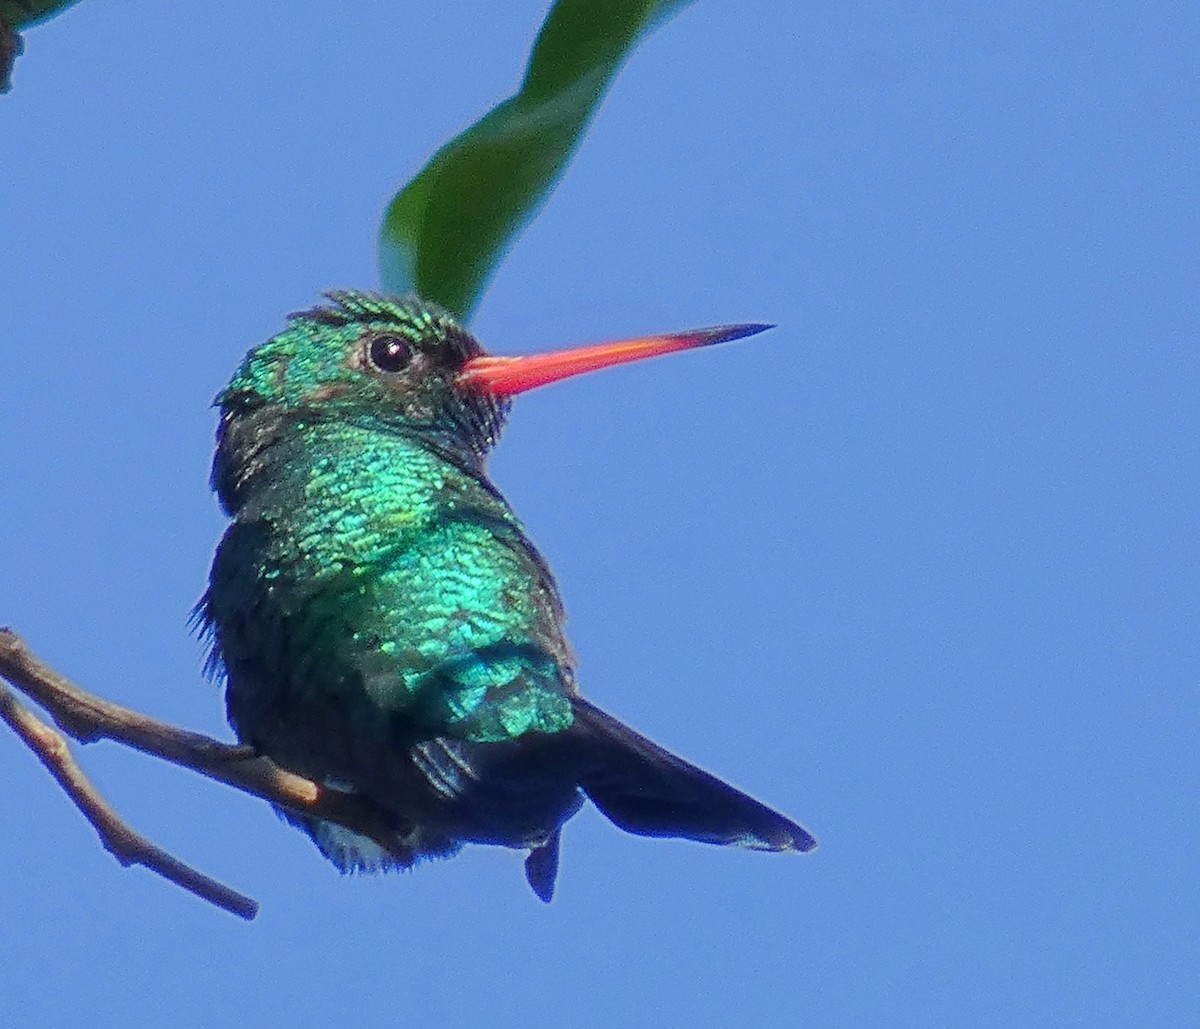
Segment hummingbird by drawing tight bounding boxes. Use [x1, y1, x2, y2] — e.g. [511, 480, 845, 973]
[199, 291, 815, 901]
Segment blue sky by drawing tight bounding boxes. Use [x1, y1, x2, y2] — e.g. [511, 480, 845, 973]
[1, 2, 1194, 1025]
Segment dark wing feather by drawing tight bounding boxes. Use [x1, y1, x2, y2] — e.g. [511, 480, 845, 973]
[571, 697, 816, 852]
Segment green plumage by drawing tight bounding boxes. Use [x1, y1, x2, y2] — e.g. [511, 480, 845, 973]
[200, 291, 814, 900]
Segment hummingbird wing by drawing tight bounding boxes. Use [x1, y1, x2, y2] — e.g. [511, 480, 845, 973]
[389, 502, 815, 864]
[570, 697, 816, 853]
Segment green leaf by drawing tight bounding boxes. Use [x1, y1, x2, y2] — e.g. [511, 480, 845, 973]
[2, 1, 84, 93]
[1, 1, 82, 31]
[378, 0, 694, 322]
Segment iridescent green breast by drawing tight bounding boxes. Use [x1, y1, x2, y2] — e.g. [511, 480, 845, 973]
[207, 421, 574, 757]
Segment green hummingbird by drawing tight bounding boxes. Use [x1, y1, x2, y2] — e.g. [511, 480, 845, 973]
[199, 291, 815, 901]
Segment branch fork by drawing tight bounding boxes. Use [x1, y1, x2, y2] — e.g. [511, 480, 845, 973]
[0, 628, 403, 919]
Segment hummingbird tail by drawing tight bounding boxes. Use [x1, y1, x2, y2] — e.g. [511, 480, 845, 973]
[570, 698, 816, 853]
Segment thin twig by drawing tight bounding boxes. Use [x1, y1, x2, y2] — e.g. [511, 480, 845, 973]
[0, 627, 408, 918]
[0, 683, 257, 919]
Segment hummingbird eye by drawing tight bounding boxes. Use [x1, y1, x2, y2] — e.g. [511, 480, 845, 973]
[366, 334, 414, 374]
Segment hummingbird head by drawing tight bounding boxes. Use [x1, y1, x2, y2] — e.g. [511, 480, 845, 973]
[213, 290, 771, 507]
[217, 291, 506, 459]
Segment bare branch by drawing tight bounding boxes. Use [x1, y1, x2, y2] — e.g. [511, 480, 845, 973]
[0, 683, 257, 919]
[0, 627, 408, 918]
